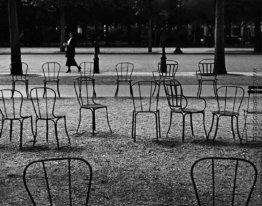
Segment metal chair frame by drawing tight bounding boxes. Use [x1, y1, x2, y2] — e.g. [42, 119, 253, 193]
[10, 62, 30, 98]
[30, 87, 70, 149]
[131, 81, 161, 142]
[79, 61, 96, 97]
[163, 79, 207, 142]
[42, 62, 61, 98]
[23, 157, 93, 206]
[207, 86, 245, 143]
[115, 62, 134, 97]
[196, 59, 217, 97]
[191, 157, 258, 206]
[74, 77, 112, 135]
[0, 89, 34, 148]
[243, 85, 262, 142]
[153, 60, 179, 82]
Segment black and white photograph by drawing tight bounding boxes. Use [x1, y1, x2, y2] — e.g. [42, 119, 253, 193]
[0, 0, 261, 205]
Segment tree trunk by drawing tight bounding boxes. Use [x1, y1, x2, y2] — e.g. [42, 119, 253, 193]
[148, 18, 153, 53]
[214, 0, 227, 74]
[254, 10, 261, 53]
[59, 0, 65, 52]
[8, 0, 22, 75]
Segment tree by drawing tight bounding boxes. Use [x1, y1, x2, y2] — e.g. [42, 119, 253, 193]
[8, 0, 22, 75]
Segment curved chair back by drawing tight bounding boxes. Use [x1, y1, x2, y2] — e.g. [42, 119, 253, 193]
[23, 157, 93, 206]
[79, 61, 94, 79]
[30, 87, 57, 119]
[0, 89, 23, 119]
[191, 157, 258, 206]
[157, 60, 179, 79]
[42, 62, 60, 81]
[198, 59, 215, 75]
[163, 79, 187, 110]
[131, 81, 160, 112]
[115, 62, 134, 81]
[74, 77, 96, 106]
[216, 86, 245, 114]
[10, 62, 28, 80]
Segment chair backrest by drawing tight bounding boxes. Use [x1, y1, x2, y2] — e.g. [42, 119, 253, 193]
[23, 157, 93, 206]
[0, 89, 23, 119]
[198, 59, 215, 75]
[216, 86, 245, 114]
[74, 77, 96, 106]
[30, 87, 57, 119]
[157, 60, 179, 78]
[42, 62, 60, 81]
[131, 81, 160, 112]
[115, 62, 134, 80]
[163, 79, 187, 109]
[79, 61, 94, 79]
[246, 85, 262, 112]
[191, 157, 257, 206]
[10, 62, 28, 80]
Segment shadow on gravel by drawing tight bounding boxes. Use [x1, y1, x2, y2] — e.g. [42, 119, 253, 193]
[157, 139, 183, 148]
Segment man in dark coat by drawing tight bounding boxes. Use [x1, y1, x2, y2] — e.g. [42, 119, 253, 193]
[65, 32, 81, 73]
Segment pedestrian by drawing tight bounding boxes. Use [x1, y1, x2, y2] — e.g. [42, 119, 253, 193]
[64, 32, 81, 73]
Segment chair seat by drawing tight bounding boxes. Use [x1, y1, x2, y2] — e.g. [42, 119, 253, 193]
[171, 107, 203, 113]
[37, 114, 65, 120]
[81, 104, 106, 109]
[212, 110, 239, 116]
[12, 79, 28, 82]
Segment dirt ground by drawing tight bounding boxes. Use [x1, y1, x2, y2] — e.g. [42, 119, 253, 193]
[0, 97, 261, 205]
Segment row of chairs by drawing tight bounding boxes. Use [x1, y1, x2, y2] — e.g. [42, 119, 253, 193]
[22, 156, 258, 205]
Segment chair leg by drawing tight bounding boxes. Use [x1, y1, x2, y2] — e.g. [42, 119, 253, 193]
[76, 108, 82, 134]
[182, 114, 186, 142]
[190, 113, 194, 136]
[91, 110, 96, 136]
[231, 116, 235, 139]
[25, 81, 29, 98]
[10, 120, 13, 142]
[105, 107, 112, 134]
[236, 116, 242, 144]
[43, 82, 47, 98]
[166, 112, 173, 138]
[157, 110, 161, 139]
[133, 112, 137, 142]
[57, 81, 61, 98]
[202, 112, 207, 138]
[155, 112, 159, 142]
[131, 111, 135, 139]
[213, 80, 217, 97]
[114, 81, 119, 97]
[63, 117, 70, 144]
[129, 82, 133, 98]
[33, 119, 38, 147]
[53, 120, 60, 149]
[197, 81, 202, 97]
[46, 120, 49, 142]
[213, 116, 220, 143]
[19, 120, 24, 149]
[30, 116, 34, 138]
[207, 114, 215, 140]
[0, 119, 5, 137]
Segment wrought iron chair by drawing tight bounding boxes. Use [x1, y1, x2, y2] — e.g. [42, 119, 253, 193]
[191, 157, 258, 206]
[30, 87, 70, 149]
[163, 79, 207, 142]
[153, 60, 179, 82]
[207, 86, 245, 143]
[0, 89, 34, 149]
[115, 62, 134, 97]
[10, 62, 29, 98]
[196, 59, 217, 97]
[23, 157, 93, 206]
[42, 62, 61, 98]
[131, 81, 161, 142]
[79, 61, 96, 97]
[74, 77, 112, 135]
[242, 86, 262, 142]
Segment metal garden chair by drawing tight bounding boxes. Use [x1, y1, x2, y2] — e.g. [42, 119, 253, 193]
[30, 87, 70, 149]
[207, 86, 245, 143]
[10, 62, 30, 98]
[0, 89, 33, 149]
[152, 60, 179, 82]
[191, 157, 258, 206]
[42, 62, 61, 98]
[74, 77, 112, 135]
[196, 59, 217, 97]
[115, 62, 134, 97]
[163, 79, 207, 142]
[131, 81, 161, 142]
[23, 157, 93, 206]
[242, 85, 262, 142]
[79, 61, 96, 97]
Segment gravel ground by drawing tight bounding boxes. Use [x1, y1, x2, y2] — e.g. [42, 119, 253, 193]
[0, 97, 261, 205]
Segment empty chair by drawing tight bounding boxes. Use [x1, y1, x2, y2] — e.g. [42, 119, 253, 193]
[163, 79, 207, 142]
[191, 157, 258, 206]
[131, 81, 161, 142]
[42, 62, 61, 98]
[0, 89, 33, 148]
[74, 77, 112, 135]
[79, 61, 96, 97]
[115, 62, 134, 97]
[208, 86, 245, 143]
[23, 157, 93, 206]
[242, 85, 262, 142]
[196, 59, 217, 97]
[30, 87, 70, 149]
[153, 60, 179, 82]
[10, 62, 29, 98]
